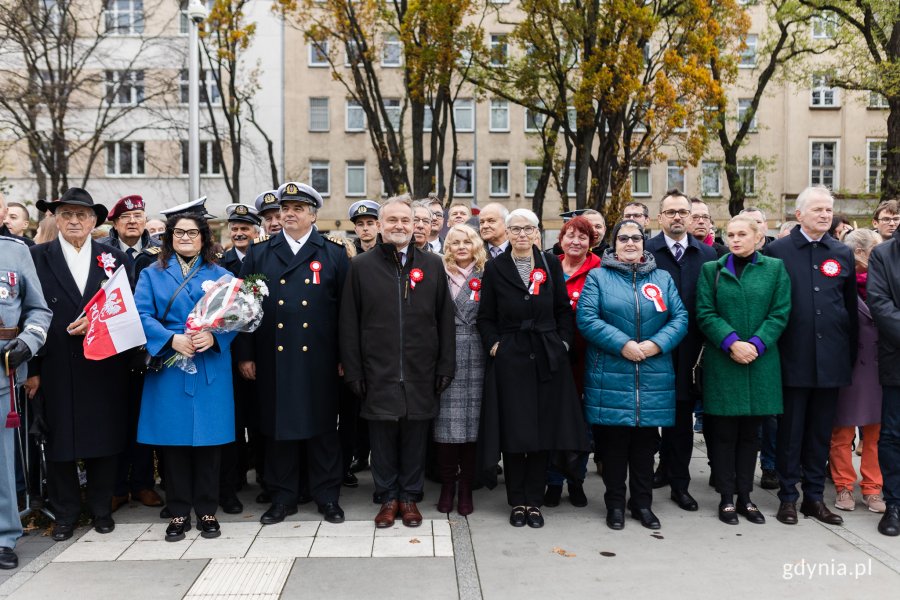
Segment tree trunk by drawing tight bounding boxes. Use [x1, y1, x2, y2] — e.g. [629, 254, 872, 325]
[885, 95, 900, 201]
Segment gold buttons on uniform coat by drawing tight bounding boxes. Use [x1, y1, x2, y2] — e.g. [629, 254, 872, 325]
[277, 346, 283, 351]
[277, 323, 283, 329]
[305, 279, 310, 284]
[302, 300, 308, 306]
[302, 346, 308, 352]
[278, 300, 284, 305]
[280, 279, 286, 284]
[303, 323, 309, 328]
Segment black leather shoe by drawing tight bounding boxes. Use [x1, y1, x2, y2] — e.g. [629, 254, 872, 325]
[318, 502, 345, 524]
[93, 516, 115, 534]
[760, 469, 779, 490]
[606, 508, 625, 530]
[543, 485, 562, 507]
[568, 483, 588, 508]
[165, 516, 191, 542]
[0, 547, 18, 570]
[629, 506, 661, 529]
[671, 489, 699, 511]
[525, 506, 544, 528]
[800, 499, 844, 525]
[349, 457, 369, 473]
[198, 515, 221, 539]
[260, 503, 298, 525]
[51, 523, 74, 542]
[652, 469, 669, 489]
[737, 502, 766, 524]
[343, 472, 359, 488]
[718, 504, 739, 525]
[256, 491, 271, 504]
[776, 501, 798, 525]
[220, 495, 243, 515]
[160, 506, 172, 519]
[878, 505, 900, 536]
[509, 506, 526, 527]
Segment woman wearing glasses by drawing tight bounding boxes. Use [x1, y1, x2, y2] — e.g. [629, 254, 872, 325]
[135, 203, 238, 542]
[477, 209, 588, 528]
[577, 219, 688, 530]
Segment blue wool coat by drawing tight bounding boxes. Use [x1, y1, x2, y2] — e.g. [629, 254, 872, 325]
[577, 251, 688, 428]
[135, 256, 237, 446]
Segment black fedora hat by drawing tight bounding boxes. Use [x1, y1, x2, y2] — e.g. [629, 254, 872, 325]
[36, 188, 108, 224]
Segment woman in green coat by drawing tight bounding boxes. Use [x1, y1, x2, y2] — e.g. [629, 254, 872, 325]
[696, 215, 791, 526]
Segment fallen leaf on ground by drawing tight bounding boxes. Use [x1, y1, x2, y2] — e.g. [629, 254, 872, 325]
[551, 547, 576, 558]
[409, 538, 421, 544]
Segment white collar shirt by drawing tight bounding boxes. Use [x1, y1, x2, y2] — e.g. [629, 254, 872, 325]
[58, 233, 92, 295]
[283, 228, 313, 255]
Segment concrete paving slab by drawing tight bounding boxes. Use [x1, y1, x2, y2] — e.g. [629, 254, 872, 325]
[118, 540, 189, 561]
[181, 536, 254, 560]
[374, 519, 433, 536]
[372, 536, 435, 557]
[184, 557, 293, 598]
[433, 519, 452, 536]
[244, 537, 314, 559]
[316, 520, 376, 537]
[282, 558, 457, 600]
[255, 521, 319, 538]
[138, 522, 201, 542]
[434, 535, 454, 557]
[78, 523, 150, 543]
[53, 540, 132, 563]
[307, 535, 373, 558]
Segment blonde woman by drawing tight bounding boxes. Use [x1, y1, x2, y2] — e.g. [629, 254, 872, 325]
[434, 224, 487, 515]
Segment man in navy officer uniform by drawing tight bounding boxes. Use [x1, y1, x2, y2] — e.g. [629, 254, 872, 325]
[349, 199, 381, 255]
[765, 185, 857, 526]
[255, 190, 282, 236]
[236, 182, 349, 524]
[0, 234, 52, 569]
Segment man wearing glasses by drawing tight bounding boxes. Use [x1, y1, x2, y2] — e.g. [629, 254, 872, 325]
[96, 195, 160, 278]
[622, 202, 650, 235]
[428, 198, 445, 253]
[646, 189, 717, 512]
[873, 200, 900, 239]
[688, 198, 727, 258]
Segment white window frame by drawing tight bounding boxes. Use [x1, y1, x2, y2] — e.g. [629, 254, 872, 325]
[739, 34, 757, 68]
[346, 99, 366, 132]
[869, 92, 889, 109]
[346, 161, 366, 197]
[737, 98, 757, 131]
[810, 73, 839, 107]
[666, 160, 685, 192]
[180, 140, 221, 176]
[524, 164, 541, 197]
[867, 139, 887, 194]
[179, 69, 220, 105]
[453, 161, 475, 196]
[454, 98, 474, 133]
[701, 161, 722, 197]
[631, 166, 651, 197]
[309, 41, 330, 67]
[489, 99, 509, 132]
[178, 0, 189, 35]
[565, 162, 576, 196]
[490, 161, 509, 197]
[106, 141, 145, 176]
[809, 139, 839, 189]
[105, 70, 144, 106]
[382, 33, 402, 67]
[422, 105, 433, 132]
[383, 98, 402, 131]
[345, 40, 362, 67]
[737, 162, 757, 197]
[104, 0, 144, 35]
[310, 160, 331, 197]
[812, 14, 838, 39]
[309, 97, 329, 132]
[524, 106, 545, 132]
[490, 34, 508, 67]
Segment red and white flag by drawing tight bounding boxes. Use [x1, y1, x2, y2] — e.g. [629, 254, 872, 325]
[83, 265, 146, 360]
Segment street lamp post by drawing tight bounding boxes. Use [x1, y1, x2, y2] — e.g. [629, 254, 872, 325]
[187, 0, 209, 201]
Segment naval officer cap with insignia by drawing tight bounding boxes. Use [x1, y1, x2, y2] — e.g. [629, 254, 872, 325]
[160, 197, 215, 221]
[255, 190, 282, 235]
[348, 200, 380, 222]
[278, 182, 323, 210]
[226, 203, 261, 227]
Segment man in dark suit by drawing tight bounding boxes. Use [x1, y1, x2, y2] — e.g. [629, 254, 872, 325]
[646, 189, 716, 512]
[688, 199, 727, 258]
[96, 195, 160, 276]
[427, 197, 446, 253]
[765, 186, 857, 526]
[236, 182, 349, 525]
[479, 202, 509, 260]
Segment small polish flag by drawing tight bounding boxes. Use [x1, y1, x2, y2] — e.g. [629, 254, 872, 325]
[83, 265, 147, 360]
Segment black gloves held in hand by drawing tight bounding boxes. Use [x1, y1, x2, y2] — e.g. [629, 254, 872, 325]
[347, 380, 367, 399]
[4, 338, 32, 372]
[435, 375, 453, 396]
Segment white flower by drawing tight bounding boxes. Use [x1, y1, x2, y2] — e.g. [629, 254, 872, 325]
[201, 280, 216, 293]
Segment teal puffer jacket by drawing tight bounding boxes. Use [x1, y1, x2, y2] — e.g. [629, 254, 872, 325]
[576, 251, 688, 427]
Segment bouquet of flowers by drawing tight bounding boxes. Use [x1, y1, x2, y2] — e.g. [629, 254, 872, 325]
[164, 274, 269, 374]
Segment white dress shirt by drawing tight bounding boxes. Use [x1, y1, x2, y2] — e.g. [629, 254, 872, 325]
[58, 233, 92, 295]
[488, 240, 510, 258]
[663, 233, 688, 257]
[118, 238, 143, 256]
[283, 228, 314, 255]
[235, 248, 246, 262]
[799, 228, 825, 243]
[428, 238, 442, 253]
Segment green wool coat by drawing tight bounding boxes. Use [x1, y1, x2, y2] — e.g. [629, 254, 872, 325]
[695, 253, 792, 416]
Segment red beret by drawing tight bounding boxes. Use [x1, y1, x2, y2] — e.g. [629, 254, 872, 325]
[108, 195, 145, 220]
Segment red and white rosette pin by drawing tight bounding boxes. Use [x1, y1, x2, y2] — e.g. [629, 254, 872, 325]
[569, 290, 580, 307]
[310, 260, 322, 284]
[820, 259, 841, 278]
[410, 268, 424, 290]
[529, 268, 547, 295]
[641, 283, 667, 312]
[97, 252, 117, 277]
[469, 277, 481, 301]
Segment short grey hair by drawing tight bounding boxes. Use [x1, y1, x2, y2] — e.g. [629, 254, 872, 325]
[779, 221, 798, 234]
[843, 228, 881, 253]
[740, 206, 767, 220]
[506, 208, 539, 228]
[379, 194, 412, 218]
[480, 202, 509, 220]
[795, 185, 834, 213]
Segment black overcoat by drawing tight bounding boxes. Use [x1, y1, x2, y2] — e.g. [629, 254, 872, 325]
[868, 229, 900, 387]
[29, 240, 131, 461]
[765, 225, 858, 388]
[476, 247, 588, 462]
[646, 233, 717, 402]
[235, 229, 349, 440]
[221, 248, 243, 277]
[339, 243, 456, 421]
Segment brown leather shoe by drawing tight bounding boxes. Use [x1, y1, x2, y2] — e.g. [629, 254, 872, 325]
[800, 499, 844, 525]
[111, 495, 129, 513]
[375, 500, 399, 528]
[776, 501, 798, 525]
[399, 501, 423, 527]
[133, 489, 164, 507]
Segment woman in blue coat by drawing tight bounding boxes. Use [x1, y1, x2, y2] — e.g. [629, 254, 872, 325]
[577, 220, 688, 531]
[135, 207, 237, 542]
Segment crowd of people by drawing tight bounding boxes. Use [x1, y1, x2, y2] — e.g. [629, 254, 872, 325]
[0, 183, 898, 569]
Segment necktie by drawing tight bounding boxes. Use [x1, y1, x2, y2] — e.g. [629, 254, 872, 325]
[127, 248, 137, 261]
[491, 246, 501, 258]
[673, 242, 683, 262]
[399, 251, 406, 267]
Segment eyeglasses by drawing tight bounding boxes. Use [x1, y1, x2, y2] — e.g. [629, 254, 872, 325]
[172, 228, 201, 239]
[616, 234, 644, 243]
[878, 216, 900, 224]
[691, 214, 711, 222]
[57, 210, 93, 222]
[118, 214, 145, 222]
[508, 226, 537, 236]
[661, 209, 691, 218]
[622, 213, 646, 220]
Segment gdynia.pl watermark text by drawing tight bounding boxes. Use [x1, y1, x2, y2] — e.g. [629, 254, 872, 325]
[783, 558, 873, 580]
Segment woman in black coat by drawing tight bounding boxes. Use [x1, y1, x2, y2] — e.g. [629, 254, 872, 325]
[477, 208, 588, 529]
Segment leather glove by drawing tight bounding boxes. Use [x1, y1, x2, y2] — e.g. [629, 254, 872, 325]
[4, 338, 32, 372]
[347, 380, 367, 399]
[435, 375, 453, 396]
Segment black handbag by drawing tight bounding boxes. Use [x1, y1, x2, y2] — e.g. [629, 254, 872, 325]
[137, 265, 202, 374]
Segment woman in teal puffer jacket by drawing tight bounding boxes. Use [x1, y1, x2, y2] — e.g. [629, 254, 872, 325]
[577, 220, 688, 531]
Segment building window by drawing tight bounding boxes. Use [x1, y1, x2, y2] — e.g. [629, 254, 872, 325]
[309, 97, 329, 132]
[631, 166, 650, 197]
[346, 161, 366, 196]
[666, 160, 685, 192]
[180, 141, 222, 175]
[383, 98, 401, 130]
[454, 98, 474, 132]
[737, 163, 757, 196]
[490, 162, 509, 196]
[565, 162, 576, 196]
[811, 74, 839, 107]
[346, 99, 366, 131]
[490, 99, 509, 131]
[106, 141, 144, 175]
[525, 106, 545, 132]
[309, 41, 329, 67]
[43, 0, 64, 34]
[179, 0, 189, 34]
[737, 98, 757, 131]
[310, 160, 330, 196]
[868, 140, 887, 194]
[869, 92, 889, 109]
[453, 161, 474, 196]
[739, 34, 757, 68]
[382, 33, 402, 66]
[105, 70, 144, 106]
[810, 140, 837, 188]
[701, 161, 722, 197]
[524, 164, 541, 197]
[812, 14, 838, 39]
[105, 0, 144, 35]
[566, 106, 577, 131]
[422, 105, 433, 132]
[490, 34, 508, 67]
[345, 40, 362, 66]
[179, 69, 220, 104]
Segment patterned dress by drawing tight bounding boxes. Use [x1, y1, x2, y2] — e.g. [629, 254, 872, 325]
[434, 271, 485, 443]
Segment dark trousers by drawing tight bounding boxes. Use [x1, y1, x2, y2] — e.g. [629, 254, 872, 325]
[759, 415, 778, 471]
[435, 442, 477, 487]
[219, 370, 252, 499]
[368, 419, 429, 503]
[266, 432, 342, 507]
[338, 385, 360, 474]
[599, 425, 659, 510]
[880, 386, 900, 509]
[114, 374, 155, 496]
[776, 387, 838, 503]
[503, 451, 548, 507]
[706, 415, 763, 496]
[47, 455, 117, 525]
[658, 398, 695, 491]
[162, 445, 221, 518]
